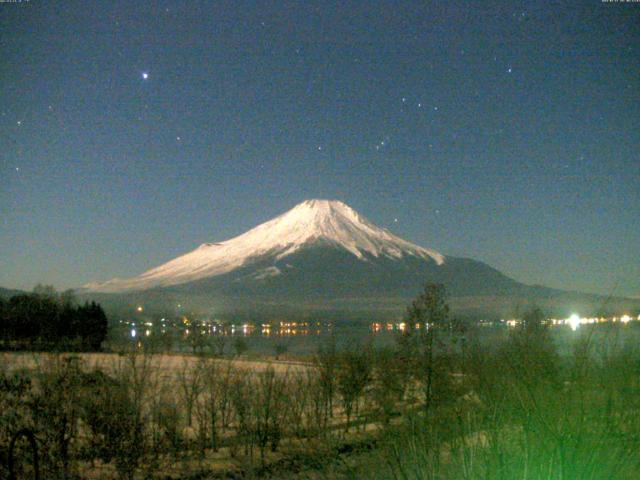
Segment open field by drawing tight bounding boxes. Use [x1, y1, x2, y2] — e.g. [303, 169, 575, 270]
[1, 346, 409, 479]
[1, 351, 311, 376]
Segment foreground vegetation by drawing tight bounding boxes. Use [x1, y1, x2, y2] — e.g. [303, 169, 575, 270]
[2, 284, 640, 479]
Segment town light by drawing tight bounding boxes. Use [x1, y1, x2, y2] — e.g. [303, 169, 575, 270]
[568, 314, 581, 331]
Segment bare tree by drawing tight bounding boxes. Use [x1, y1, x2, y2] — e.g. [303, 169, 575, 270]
[371, 347, 406, 425]
[177, 358, 203, 428]
[250, 366, 289, 465]
[80, 351, 155, 480]
[336, 348, 372, 432]
[196, 358, 235, 453]
[229, 370, 252, 459]
[315, 337, 338, 423]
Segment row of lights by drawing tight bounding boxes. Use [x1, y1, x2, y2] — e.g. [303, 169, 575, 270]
[566, 313, 635, 331]
[370, 315, 638, 333]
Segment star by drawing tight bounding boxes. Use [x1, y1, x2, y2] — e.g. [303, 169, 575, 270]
[317, 146, 322, 151]
[507, 67, 512, 74]
[176, 136, 182, 141]
[142, 72, 149, 80]
[15, 167, 20, 172]
[16, 120, 22, 126]
[394, 218, 398, 223]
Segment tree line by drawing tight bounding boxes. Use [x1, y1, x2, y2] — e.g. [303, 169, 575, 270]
[0, 285, 108, 351]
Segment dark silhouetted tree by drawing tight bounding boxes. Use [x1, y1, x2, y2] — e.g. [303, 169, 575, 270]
[401, 283, 451, 414]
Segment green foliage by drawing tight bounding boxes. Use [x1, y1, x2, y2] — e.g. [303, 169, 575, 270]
[399, 283, 456, 413]
[358, 309, 640, 480]
[233, 337, 249, 356]
[370, 347, 406, 424]
[274, 342, 289, 360]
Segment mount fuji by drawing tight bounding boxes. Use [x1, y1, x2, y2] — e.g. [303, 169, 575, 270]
[82, 200, 637, 318]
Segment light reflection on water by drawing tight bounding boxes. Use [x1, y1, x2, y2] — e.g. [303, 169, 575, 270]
[118, 314, 640, 355]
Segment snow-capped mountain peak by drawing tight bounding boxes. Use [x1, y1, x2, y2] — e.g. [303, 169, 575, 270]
[85, 199, 444, 293]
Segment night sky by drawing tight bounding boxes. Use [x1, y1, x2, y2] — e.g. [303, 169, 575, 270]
[1, 1, 638, 297]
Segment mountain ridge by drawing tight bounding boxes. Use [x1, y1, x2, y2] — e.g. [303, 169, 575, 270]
[85, 199, 444, 293]
[80, 199, 640, 318]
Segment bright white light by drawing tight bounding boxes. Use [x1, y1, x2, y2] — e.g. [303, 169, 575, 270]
[621, 314, 631, 324]
[130, 329, 137, 338]
[142, 72, 149, 79]
[145, 329, 151, 336]
[568, 314, 581, 331]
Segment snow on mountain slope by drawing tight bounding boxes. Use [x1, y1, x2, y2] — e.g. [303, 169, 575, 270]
[85, 199, 445, 293]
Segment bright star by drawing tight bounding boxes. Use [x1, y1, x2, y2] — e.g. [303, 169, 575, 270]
[142, 72, 149, 80]
[507, 67, 512, 74]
